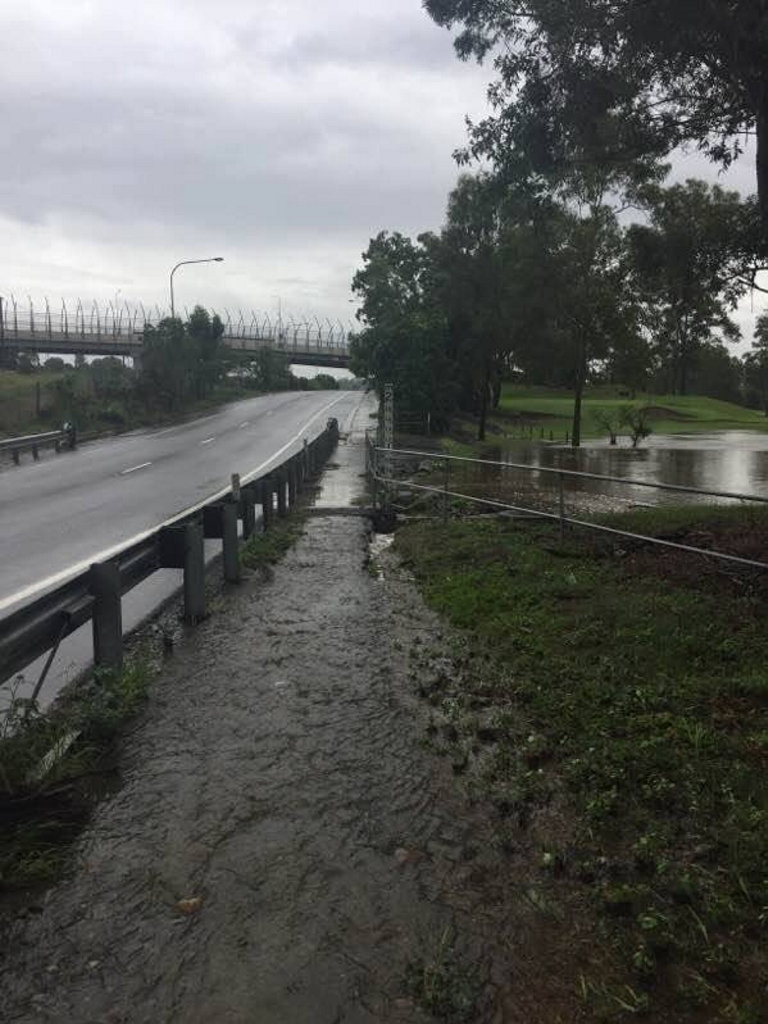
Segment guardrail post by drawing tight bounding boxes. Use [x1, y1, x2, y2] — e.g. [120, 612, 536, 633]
[241, 484, 258, 539]
[159, 522, 206, 622]
[261, 476, 274, 530]
[558, 472, 565, 542]
[203, 502, 241, 584]
[302, 439, 309, 484]
[90, 561, 123, 671]
[32, 444, 39, 461]
[222, 501, 240, 583]
[276, 467, 288, 516]
[183, 523, 206, 622]
[287, 457, 298, 508]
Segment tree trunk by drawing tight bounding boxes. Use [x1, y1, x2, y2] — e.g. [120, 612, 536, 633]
[571, 337, 586, 448]
[477, 361, 490, 441]
[756, 98, 768, 234]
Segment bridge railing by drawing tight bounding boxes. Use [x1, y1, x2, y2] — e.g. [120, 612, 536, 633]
[0, 420, 340, 695]
[0, 297, 352, 351]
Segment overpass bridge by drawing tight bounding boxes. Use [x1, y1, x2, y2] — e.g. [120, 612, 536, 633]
[0, 298, 352, 369]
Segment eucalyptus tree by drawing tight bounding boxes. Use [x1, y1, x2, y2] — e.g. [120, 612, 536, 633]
[628, 181, 753, 394]
[139, 306, 225, 409]
[744, 313, 768, 414]
[424, 0, 768, 229]
[350, 231, 458, 431]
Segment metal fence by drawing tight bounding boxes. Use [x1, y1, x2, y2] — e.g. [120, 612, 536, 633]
[0, 296, 352, 351]
[0, 420, 340, 695]
[367, 443, 768, 575]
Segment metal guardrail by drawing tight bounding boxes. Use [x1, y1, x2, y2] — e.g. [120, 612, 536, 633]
[0, 420, 340, 691]
[367, 442, 768, 575]
[0, 429, 72, 465]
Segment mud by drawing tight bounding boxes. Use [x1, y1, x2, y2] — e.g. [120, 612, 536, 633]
[0, 409, 585, 1024]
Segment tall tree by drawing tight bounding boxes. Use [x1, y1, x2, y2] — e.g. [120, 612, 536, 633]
[628, 181, 751, 394]
[350, 231, 458, 430]
[139, 306, 225, 409]
[425, 0, 768, 229]
[744, 313, 768, 414]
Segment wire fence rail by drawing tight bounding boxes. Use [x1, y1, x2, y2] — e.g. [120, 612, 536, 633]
[0, 420, 340, 696]
[366, 442, 768, 576]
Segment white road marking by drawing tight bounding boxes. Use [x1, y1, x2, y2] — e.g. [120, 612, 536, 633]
[0, 392, 349, 614]
[120, 462, 152, 476]
[199, 437, 215, 446]
[239, 421, 250, 429]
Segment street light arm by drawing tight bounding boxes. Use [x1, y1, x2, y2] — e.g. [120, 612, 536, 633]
[169, 257, 224, 318]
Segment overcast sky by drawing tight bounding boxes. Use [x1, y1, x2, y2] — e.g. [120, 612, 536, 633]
[0, 0, 764, 345]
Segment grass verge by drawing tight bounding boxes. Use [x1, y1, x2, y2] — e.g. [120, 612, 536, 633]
[443, 386, 768, 449]
[240, 504, 313, 572]
[0, 657, 153, 905]
[395, 508, 768, 1021]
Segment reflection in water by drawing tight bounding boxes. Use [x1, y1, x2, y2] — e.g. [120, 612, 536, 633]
[485, 431, 768, 508]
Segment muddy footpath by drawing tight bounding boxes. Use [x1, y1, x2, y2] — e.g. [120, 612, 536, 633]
[1, 401, 583, 1024]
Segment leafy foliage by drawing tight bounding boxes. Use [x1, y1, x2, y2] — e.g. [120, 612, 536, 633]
[425, 0, 768, 224]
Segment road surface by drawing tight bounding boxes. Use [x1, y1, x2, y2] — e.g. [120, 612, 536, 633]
[0, 389, 362, 612]
[0, 389, 368, 707]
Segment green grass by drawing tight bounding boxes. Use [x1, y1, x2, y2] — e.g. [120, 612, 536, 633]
[491, 385, 768, 443]
[0, 369, 71, 436]
[395, 509, 768, 1020]
[241, 508, 311, 571]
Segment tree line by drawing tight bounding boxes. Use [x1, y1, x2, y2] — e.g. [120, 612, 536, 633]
[3, 308, 338, 435]
[350, 0, 768, 445]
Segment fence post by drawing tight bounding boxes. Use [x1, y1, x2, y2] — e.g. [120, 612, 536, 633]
[558, 472, 565, 542]
[90, 561, 123, 670]
[442, 456, 450, 524]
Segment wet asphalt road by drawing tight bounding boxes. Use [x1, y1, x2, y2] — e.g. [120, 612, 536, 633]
[0, 390, 356, 612]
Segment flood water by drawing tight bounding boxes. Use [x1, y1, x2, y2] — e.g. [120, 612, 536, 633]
[482, 431, 768, 510]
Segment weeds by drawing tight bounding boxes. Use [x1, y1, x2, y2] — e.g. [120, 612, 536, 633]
[406, 926, 482, 1023]
[241, 513, 309, 572]
[0, 656, 152, 899]
[396, 511, 768, 1017]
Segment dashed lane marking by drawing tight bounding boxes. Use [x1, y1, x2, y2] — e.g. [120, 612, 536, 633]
[120, 462, 152, 475]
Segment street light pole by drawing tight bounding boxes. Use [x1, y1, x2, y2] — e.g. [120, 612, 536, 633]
[169, 257, 224, 318]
